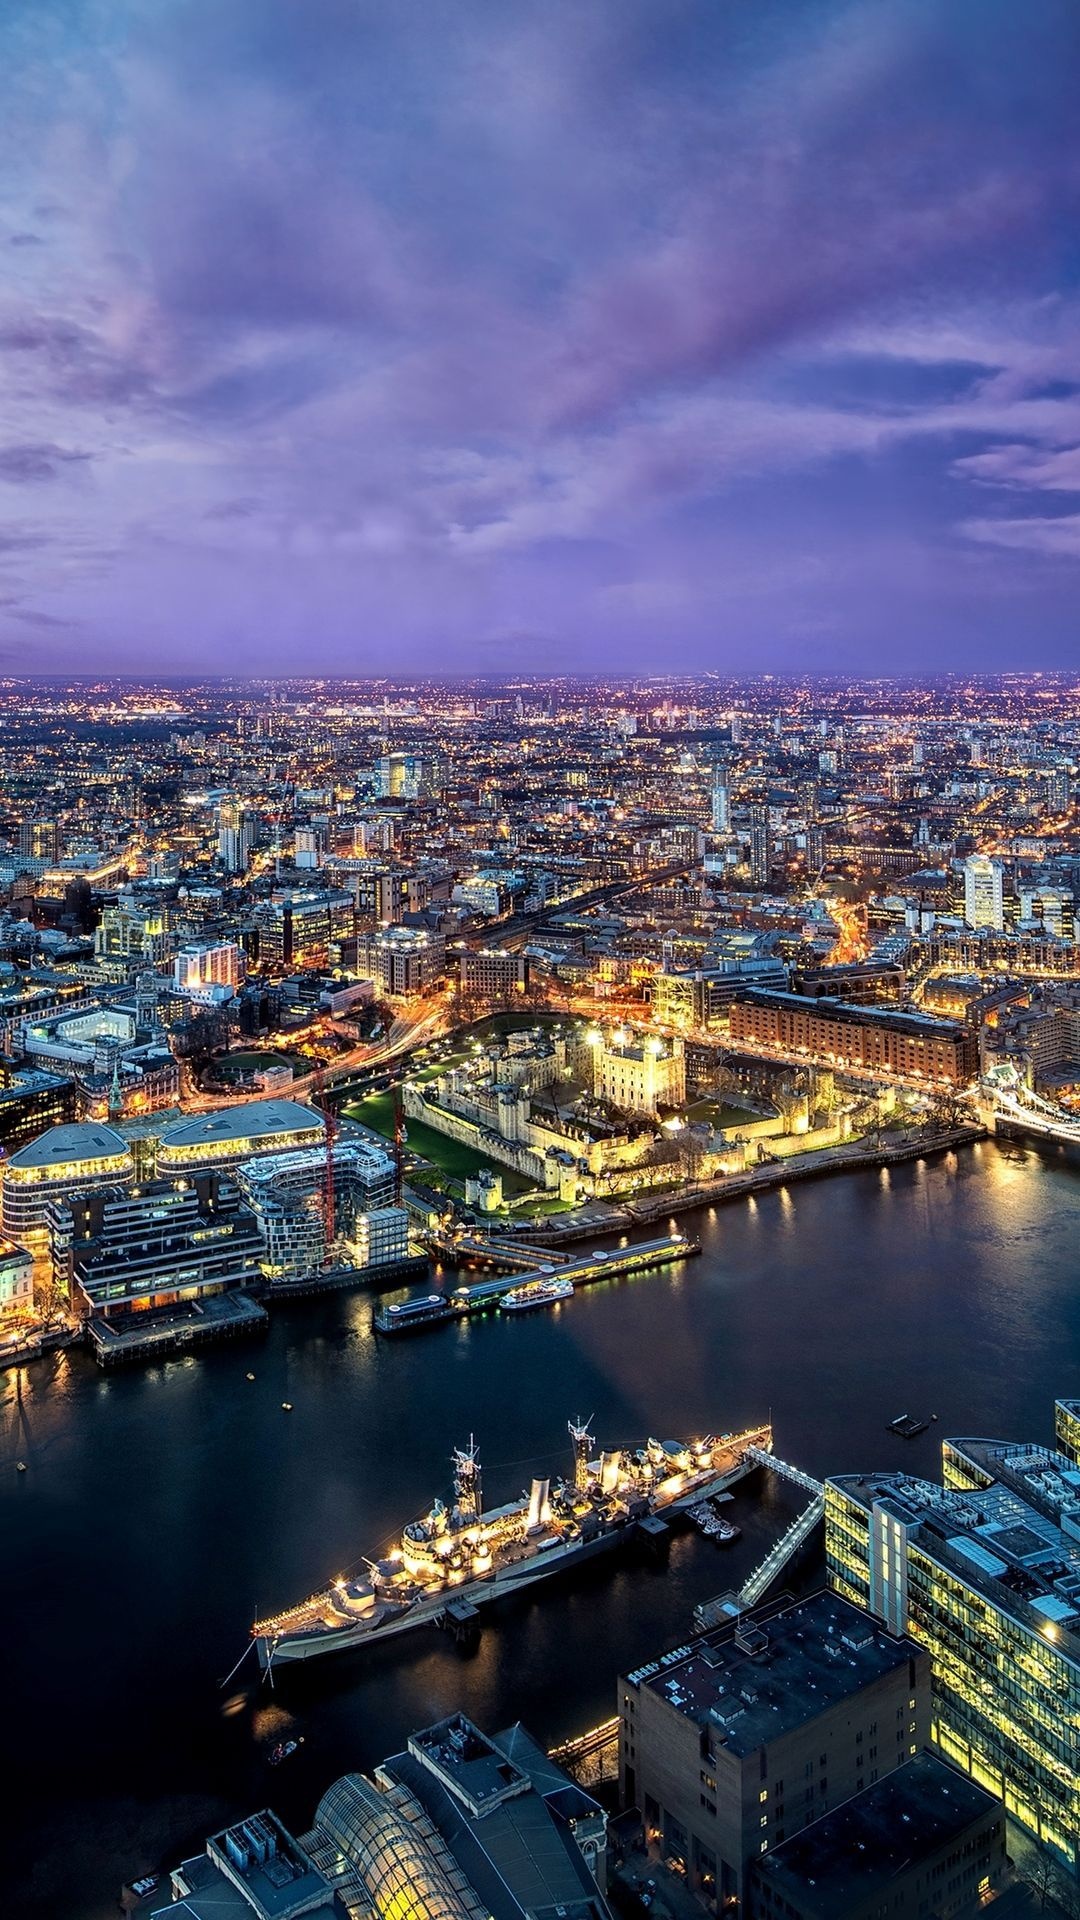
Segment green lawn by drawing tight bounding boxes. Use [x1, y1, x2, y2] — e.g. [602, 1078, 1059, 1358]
[215, 1049, 303, 1080]
[684, 1098, 762, 1130]
[343, 1092, 531, 1191]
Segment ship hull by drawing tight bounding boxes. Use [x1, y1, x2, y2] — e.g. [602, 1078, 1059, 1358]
[257, 1523, 625, 1666]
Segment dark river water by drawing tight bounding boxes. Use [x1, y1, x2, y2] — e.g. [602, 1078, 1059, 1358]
[4, 1137, 1079, 1916]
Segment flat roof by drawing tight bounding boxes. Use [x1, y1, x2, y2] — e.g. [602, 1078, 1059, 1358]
[628, 1592, 915, 1756]
[157, 1100, 322, 1149]
[739, 988, 964, 1038]
[7, 1121, 130, 1170]
[753, 1753, 999, 1918]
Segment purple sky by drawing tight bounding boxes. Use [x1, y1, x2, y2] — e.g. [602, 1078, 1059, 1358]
[3, 0, 1080, 676]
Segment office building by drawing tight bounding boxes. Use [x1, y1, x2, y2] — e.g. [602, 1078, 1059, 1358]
[151, 1714, 610, 1920]
[368, 925, 445, 997]
[457, 948, 528, 999]
[154, 1099, 325, 1179]
[1, 1121, 135, 1249]
[94, 896, 170, 968]
[729, 989, 978, 1085]
[174, 940, 245, 996]
[963, 855, 1005, 931]
[749, 1752, 1007, 1920]
[619, 1589, 930, 1908]
[256, 890, 355, 970]
[0, 1067, 76, 1154]
[49, 1172, 265, 1319]
[826, 1412, 1080, 1873]
[1056, 1398, 1080, 1464]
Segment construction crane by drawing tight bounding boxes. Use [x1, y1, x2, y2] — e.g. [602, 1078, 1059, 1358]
[392, 1081, 407, 1207]
[311, 1066, 338, 1269]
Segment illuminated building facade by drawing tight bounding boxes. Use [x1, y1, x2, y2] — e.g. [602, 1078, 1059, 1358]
[154, 1099, 324, 1178]
[174, 940, 244, 995]
[0, 1238, 34, 1322]
[1, 1121, 135, 1249]
[49, 1172, 264, 1318]
[826, 1418, 1080, 1873]
[962, 855, 1006, 932]
[256, 890, 354, 969]
[589, 1028, 686, 1115]
[619, 1590, 930, 1909]
[729, 990, 978, 1085]
[0, 1067, 76, 1154]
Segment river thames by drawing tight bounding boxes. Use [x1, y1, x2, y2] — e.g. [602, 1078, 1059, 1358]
[4, 1137, 1080, 1916]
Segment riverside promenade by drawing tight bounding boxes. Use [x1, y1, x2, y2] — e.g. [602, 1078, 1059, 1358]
[532, 1121, 987, 1244]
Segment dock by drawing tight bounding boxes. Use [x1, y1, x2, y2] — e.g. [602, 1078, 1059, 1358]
[86, 1291, 268, 1369]
[448, 1233, 700, 1315]
[264, 1254, 429, 1300]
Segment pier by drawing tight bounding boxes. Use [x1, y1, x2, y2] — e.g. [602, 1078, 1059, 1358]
[85, 1291, 268, 1369]
[451, 1233, 701, 1311]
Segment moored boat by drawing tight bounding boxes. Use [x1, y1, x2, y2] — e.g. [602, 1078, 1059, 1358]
[253, 1417, 772, 1667]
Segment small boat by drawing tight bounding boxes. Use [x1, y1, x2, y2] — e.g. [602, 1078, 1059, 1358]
[267, 1736, 304, 1766]
[282, 1402, 293, 1413]
[711, 1514, 741, 1545]
[15, 1461, 27, 1474]
[246, 1373, 256, 1382]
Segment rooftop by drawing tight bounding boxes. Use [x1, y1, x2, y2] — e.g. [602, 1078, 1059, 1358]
[157, 1099, 322, 1149]
[7, 1120, 130, 1171]
[752, 1753, 1000, 1918]
[740, 987, 965, 1037]
[832, 1450, 1080, 1662]
[627, 1591, 915, 1756]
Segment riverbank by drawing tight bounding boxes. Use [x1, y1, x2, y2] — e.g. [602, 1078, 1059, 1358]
[534, 1121, 987, 1242]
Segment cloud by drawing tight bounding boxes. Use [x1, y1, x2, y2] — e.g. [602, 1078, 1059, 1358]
[961, 510, 1080, 557]
[0, 442, 92, 483]
[2, 0, 1080, 663]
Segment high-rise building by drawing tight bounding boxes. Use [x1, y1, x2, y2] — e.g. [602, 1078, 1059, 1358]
[826, 1412, 1080, 1875]
[749, 803, 771, 886]
[962, 855, 1005, 931]
[217, 799, 255, 873]
[711, 766, 731, 834]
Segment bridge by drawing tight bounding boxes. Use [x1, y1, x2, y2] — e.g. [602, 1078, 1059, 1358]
[739, 1495, 825, 1608]
[548, 1717, 620, 1788]
[984, 1074, 1080, 1149]
[693, 1451, 825, 1629]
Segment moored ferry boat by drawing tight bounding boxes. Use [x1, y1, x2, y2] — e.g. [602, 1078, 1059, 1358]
[500, 1274, 575, 1312]
[253, 1417, 772, 1668]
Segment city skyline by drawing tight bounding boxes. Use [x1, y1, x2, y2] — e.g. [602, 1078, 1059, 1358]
[4, 0, 1080, 674]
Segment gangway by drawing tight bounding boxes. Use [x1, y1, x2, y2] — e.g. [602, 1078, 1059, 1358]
[742, 1445, 823, 1497]
[738, 1495, 824, 1610]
